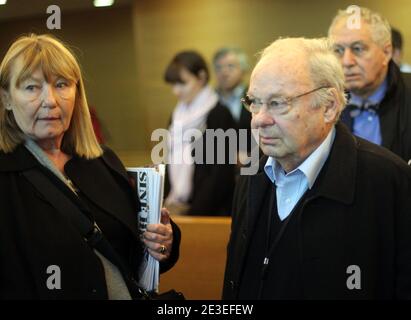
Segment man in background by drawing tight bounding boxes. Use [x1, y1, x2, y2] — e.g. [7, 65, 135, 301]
[328, 6, 411, 164]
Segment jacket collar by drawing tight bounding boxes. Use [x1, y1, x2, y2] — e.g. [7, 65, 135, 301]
[0, 144, 139, 239]
[308, 123, 356, 204]
[0, 144, 39, 172]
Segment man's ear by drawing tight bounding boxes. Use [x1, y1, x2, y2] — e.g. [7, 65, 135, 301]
[0, 89, 12, 110]
[323, 88, 340, 124]
[382, 42, 393, 66]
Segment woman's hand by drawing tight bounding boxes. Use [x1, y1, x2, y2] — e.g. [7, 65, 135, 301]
[143, 208, 173, 262]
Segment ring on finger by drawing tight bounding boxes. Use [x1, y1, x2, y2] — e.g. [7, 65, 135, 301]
[159, 245, 167, 254]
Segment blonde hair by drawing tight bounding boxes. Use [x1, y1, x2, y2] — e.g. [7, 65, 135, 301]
[258, 37, 347, 121]
[328, 6, 392, 48]
[0, 34, 102, 158]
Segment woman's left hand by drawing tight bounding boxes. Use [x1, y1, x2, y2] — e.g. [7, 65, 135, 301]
[143, 208, 173, 262]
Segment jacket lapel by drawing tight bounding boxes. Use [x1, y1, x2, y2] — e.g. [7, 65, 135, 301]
[309, 123, 357, 204]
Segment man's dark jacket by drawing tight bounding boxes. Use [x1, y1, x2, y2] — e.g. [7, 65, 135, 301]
[223, 123, 411, 299]
[341, 61, 411, 163]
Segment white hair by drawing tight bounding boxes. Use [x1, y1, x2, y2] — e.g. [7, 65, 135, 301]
[258, 37, 347, 121]
[328, 6, 392, 48]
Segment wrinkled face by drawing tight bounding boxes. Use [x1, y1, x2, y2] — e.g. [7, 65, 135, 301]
[214, 52, 244, 92]
[3, 61, 76, 145]
[249, 54, 329, 168]
[330, 18, 391, 97]
[170, 68, 205, 104]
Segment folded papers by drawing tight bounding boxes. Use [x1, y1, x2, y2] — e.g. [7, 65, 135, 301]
[127, 164, 165, 292]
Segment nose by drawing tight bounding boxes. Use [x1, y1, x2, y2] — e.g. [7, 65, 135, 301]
[342, 48, 356, 68]
[41, 84, 57, 108]
[251, 107, 276, 129]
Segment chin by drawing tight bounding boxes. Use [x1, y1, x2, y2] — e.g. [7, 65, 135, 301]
[260, 145, 285, 158]
[36, 130, 64, 140]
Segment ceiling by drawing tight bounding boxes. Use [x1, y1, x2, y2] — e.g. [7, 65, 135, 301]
[0, 0, 133, 21]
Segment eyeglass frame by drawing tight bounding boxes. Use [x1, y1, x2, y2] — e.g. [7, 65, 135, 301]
[241, 85, 330, 114]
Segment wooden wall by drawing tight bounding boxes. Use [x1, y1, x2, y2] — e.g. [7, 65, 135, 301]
[132, 0, 411, 154]
[2, 0, 411, 163]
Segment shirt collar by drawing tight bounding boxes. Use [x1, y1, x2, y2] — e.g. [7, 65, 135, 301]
[349, 78, 388, 107]
[264, 126, 336, 189]
[232, 84, 245, 98]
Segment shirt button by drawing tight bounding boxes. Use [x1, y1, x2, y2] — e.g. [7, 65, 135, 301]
[368, 116, 373, 121]
[286, 198, 291, 203]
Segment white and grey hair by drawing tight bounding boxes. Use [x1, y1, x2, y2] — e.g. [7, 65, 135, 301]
[258, 37, 347, 121]
[328, 6, 392, 48]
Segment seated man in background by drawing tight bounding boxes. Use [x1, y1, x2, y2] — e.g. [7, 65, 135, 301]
[213, 47, 254, 166]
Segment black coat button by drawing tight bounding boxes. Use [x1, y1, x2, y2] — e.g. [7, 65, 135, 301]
[241, 230, 247, 240]
[230, 280, 235, 290]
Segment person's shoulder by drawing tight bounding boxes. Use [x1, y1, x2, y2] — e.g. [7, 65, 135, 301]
[355, 137, 411, 179]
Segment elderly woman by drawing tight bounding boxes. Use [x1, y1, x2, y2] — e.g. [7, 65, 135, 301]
[163, 51, 236, 216]
[0, 34, 180, 300]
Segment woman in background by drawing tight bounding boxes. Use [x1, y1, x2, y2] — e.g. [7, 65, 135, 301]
[164, 51, 236, 216]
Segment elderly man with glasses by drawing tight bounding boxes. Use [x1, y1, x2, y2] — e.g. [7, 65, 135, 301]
[223, 37, 411, 300]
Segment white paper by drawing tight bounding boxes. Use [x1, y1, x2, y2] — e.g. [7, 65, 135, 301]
[126, 164, 165, 292]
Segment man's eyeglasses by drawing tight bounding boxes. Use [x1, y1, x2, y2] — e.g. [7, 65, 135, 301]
[241, 86, 330, 115]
